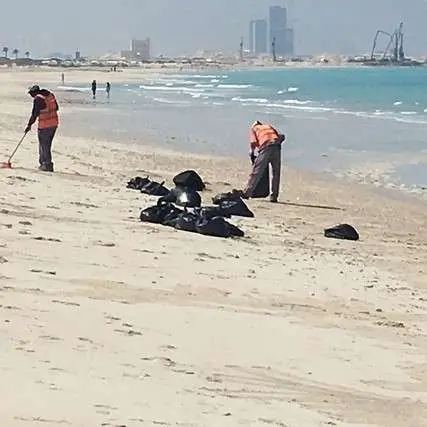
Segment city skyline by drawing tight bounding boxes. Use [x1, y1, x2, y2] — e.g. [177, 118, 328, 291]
[249, 5, 294, 58]
[1, 0, 427, 57]
[269, 5, 294, 57]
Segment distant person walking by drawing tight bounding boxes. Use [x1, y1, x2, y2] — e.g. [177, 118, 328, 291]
[25, 85, 59, 172]
[91, 79, 97, 99]
[106, 82, 111, 99]
[61, 72, 65, 85]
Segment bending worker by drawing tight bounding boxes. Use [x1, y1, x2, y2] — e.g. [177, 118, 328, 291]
[242, 120, 285, 203]
[25, 85, 59, 172]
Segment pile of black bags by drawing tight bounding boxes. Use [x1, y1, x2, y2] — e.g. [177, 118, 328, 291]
[127, 170, 253, 238]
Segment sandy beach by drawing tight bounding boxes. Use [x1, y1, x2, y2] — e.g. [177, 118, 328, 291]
[1, 68, 427, 427]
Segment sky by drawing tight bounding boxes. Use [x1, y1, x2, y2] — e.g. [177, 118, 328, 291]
[1, 0, 427, 57]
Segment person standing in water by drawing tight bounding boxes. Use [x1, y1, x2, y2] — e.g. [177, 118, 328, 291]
[61, 72, 64, 85]
[106, 82, 111, 99]
[91, 80, 97, 99]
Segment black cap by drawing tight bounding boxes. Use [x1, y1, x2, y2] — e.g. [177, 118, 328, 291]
[28, 84, 40, 94]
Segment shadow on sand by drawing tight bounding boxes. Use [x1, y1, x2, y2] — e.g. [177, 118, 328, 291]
[277, 201, 344, 211]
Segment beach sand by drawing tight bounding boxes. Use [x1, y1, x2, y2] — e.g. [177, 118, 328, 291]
[1, 69, 427, 427]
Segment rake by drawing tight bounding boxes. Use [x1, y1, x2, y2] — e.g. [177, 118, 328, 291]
[1, 132, 27, 169]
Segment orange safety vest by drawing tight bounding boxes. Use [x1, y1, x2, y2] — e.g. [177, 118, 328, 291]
[250, 124, 280, 150]
[37, 93, 59, 129]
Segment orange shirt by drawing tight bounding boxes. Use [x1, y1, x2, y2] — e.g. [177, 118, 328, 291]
[37, 93, 59, 129]
[250, 124, 280, 150]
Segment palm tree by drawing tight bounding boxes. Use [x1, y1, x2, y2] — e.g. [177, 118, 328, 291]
[2, 47, 8, 58]
[12, 48, 19, 59]
[25, 51, 30, 58]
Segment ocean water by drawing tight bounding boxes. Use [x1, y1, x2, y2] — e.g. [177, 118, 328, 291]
[59, 67, 427, 195]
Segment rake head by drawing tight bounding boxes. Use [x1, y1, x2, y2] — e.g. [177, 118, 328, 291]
[1, 161, 12, 169]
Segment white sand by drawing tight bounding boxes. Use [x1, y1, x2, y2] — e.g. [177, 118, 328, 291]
[1, 69, 427, 427]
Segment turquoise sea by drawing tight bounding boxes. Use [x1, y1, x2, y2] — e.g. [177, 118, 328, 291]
[60, 67, 427, 195]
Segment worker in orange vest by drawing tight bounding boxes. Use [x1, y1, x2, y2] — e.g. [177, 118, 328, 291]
[242, 120, 285, 203]
[25, 85, 59, 172]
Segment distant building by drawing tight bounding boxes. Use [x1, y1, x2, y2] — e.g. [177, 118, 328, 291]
[284, 28, 294, 56]
[249, 19, 268, 55]
[75, 50, 81, 61]
[130, 38, 151, 61]
[120, 50, 133, 61]
[269, 5, 294, 56]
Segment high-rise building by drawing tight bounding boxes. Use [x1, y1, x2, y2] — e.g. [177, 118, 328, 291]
[269, 5, 293, 56]
[249, 21, 254, 53]
[249, 19, 268, 55]
[130, 38, 151, 60]
[284, 28, 294, 56]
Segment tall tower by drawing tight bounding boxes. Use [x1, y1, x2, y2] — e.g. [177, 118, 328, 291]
[249, 21, 254, 53]
[249, 19, 268, 55]
[269, 5, 287, 56]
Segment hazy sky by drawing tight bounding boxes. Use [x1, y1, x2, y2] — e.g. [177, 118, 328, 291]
[1, 0, 427, 57]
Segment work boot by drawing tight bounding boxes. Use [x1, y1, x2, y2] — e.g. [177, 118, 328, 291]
[270, 195, 278, 203]
[39, 163, 54, 172]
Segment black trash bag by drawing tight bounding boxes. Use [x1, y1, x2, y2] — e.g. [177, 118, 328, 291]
[127, 176, 150, 190]
[195, 205, 232, 220]
[140, 202, 182, 224]
[249, 154, 270, 199]
[251, 167, 270, 198]
[158, 186, 201, 208]
[219, 198, 254, 218]
[175, 211, 199, 232]
[195, 216, 244, 238]
[173, 170, 205, 192]
[224, 221, 245, 237]
[324, 224, 359, 241]
[140, 205, 166, 224]
[140, 180, 170, 196]
[212, 190, 242, 205]
[161, 204, 185, 227]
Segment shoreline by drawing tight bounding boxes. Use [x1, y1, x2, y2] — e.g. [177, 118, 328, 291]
[2, 68, 426, 202]
[2, 67, 427, 202]
[1, 69, 427, 426]
[57, 87, 427, 203]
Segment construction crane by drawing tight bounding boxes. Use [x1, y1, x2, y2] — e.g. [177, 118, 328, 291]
[398, 22, 405, 61]
[370, 30, 393, 60]
[386, 22, 404, 63]
[370, 22, 405, 63]
[272, 37, 276, 62]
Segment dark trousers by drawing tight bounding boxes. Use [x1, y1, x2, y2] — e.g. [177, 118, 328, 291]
[38, 127, 57, 168]
[244, 143, 282, 199]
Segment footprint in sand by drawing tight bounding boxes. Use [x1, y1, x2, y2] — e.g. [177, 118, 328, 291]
[70, 201, 100, 209]
[94, 241, 116, 247]
[30, 268, 57, 276]
[33, 236, 62, 242]
[114, 328, 143, 336]
[51, 299, 80, 307]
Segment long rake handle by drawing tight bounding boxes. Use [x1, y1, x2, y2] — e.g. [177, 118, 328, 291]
[8, 132, 27, 163]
